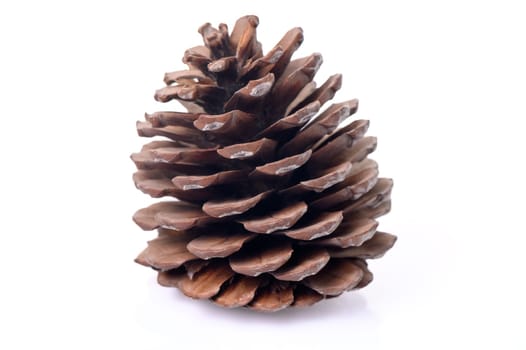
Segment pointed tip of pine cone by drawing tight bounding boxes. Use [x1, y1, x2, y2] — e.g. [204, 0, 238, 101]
[197, 22, 212, 35]
[243, 15, 259, 26]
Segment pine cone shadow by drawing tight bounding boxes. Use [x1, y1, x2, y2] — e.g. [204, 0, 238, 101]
[136, 276, 378, 335]
[191, 290, 372, 321]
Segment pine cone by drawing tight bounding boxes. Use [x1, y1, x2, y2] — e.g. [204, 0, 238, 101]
[132, 15, 396, 311]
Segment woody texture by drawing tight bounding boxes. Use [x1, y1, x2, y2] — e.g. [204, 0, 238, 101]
[132, 15, 396, 311]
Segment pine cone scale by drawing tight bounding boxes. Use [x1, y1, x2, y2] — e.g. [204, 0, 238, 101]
[135, 231, 198, 271]
[214, 275, 261, 308]
[202, 190, 272, 218]
[238, 201, 308, 234]
[179, 259, 235, 299]
[270, 247, 331, 281]
[303, 259, 364, 296]
[229, 239, 293, 276]
[327, 232, 397, 259]
[313, 217, 379, 248]
[291, 285, 324, 307]
[281, 210, 344, 240]
[258, 101, 320, 139]
[186, 230, 256, 259]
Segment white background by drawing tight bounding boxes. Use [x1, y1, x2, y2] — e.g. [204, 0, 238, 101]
[1, 1, 525, 349]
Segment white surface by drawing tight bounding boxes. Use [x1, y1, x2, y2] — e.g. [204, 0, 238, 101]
[1, 1, 525, 349]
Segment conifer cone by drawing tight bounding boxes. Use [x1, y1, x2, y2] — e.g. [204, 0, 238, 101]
[132, 15, 396, 311]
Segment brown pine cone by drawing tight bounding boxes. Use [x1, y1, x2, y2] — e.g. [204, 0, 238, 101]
[132, 15, 396, 311]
